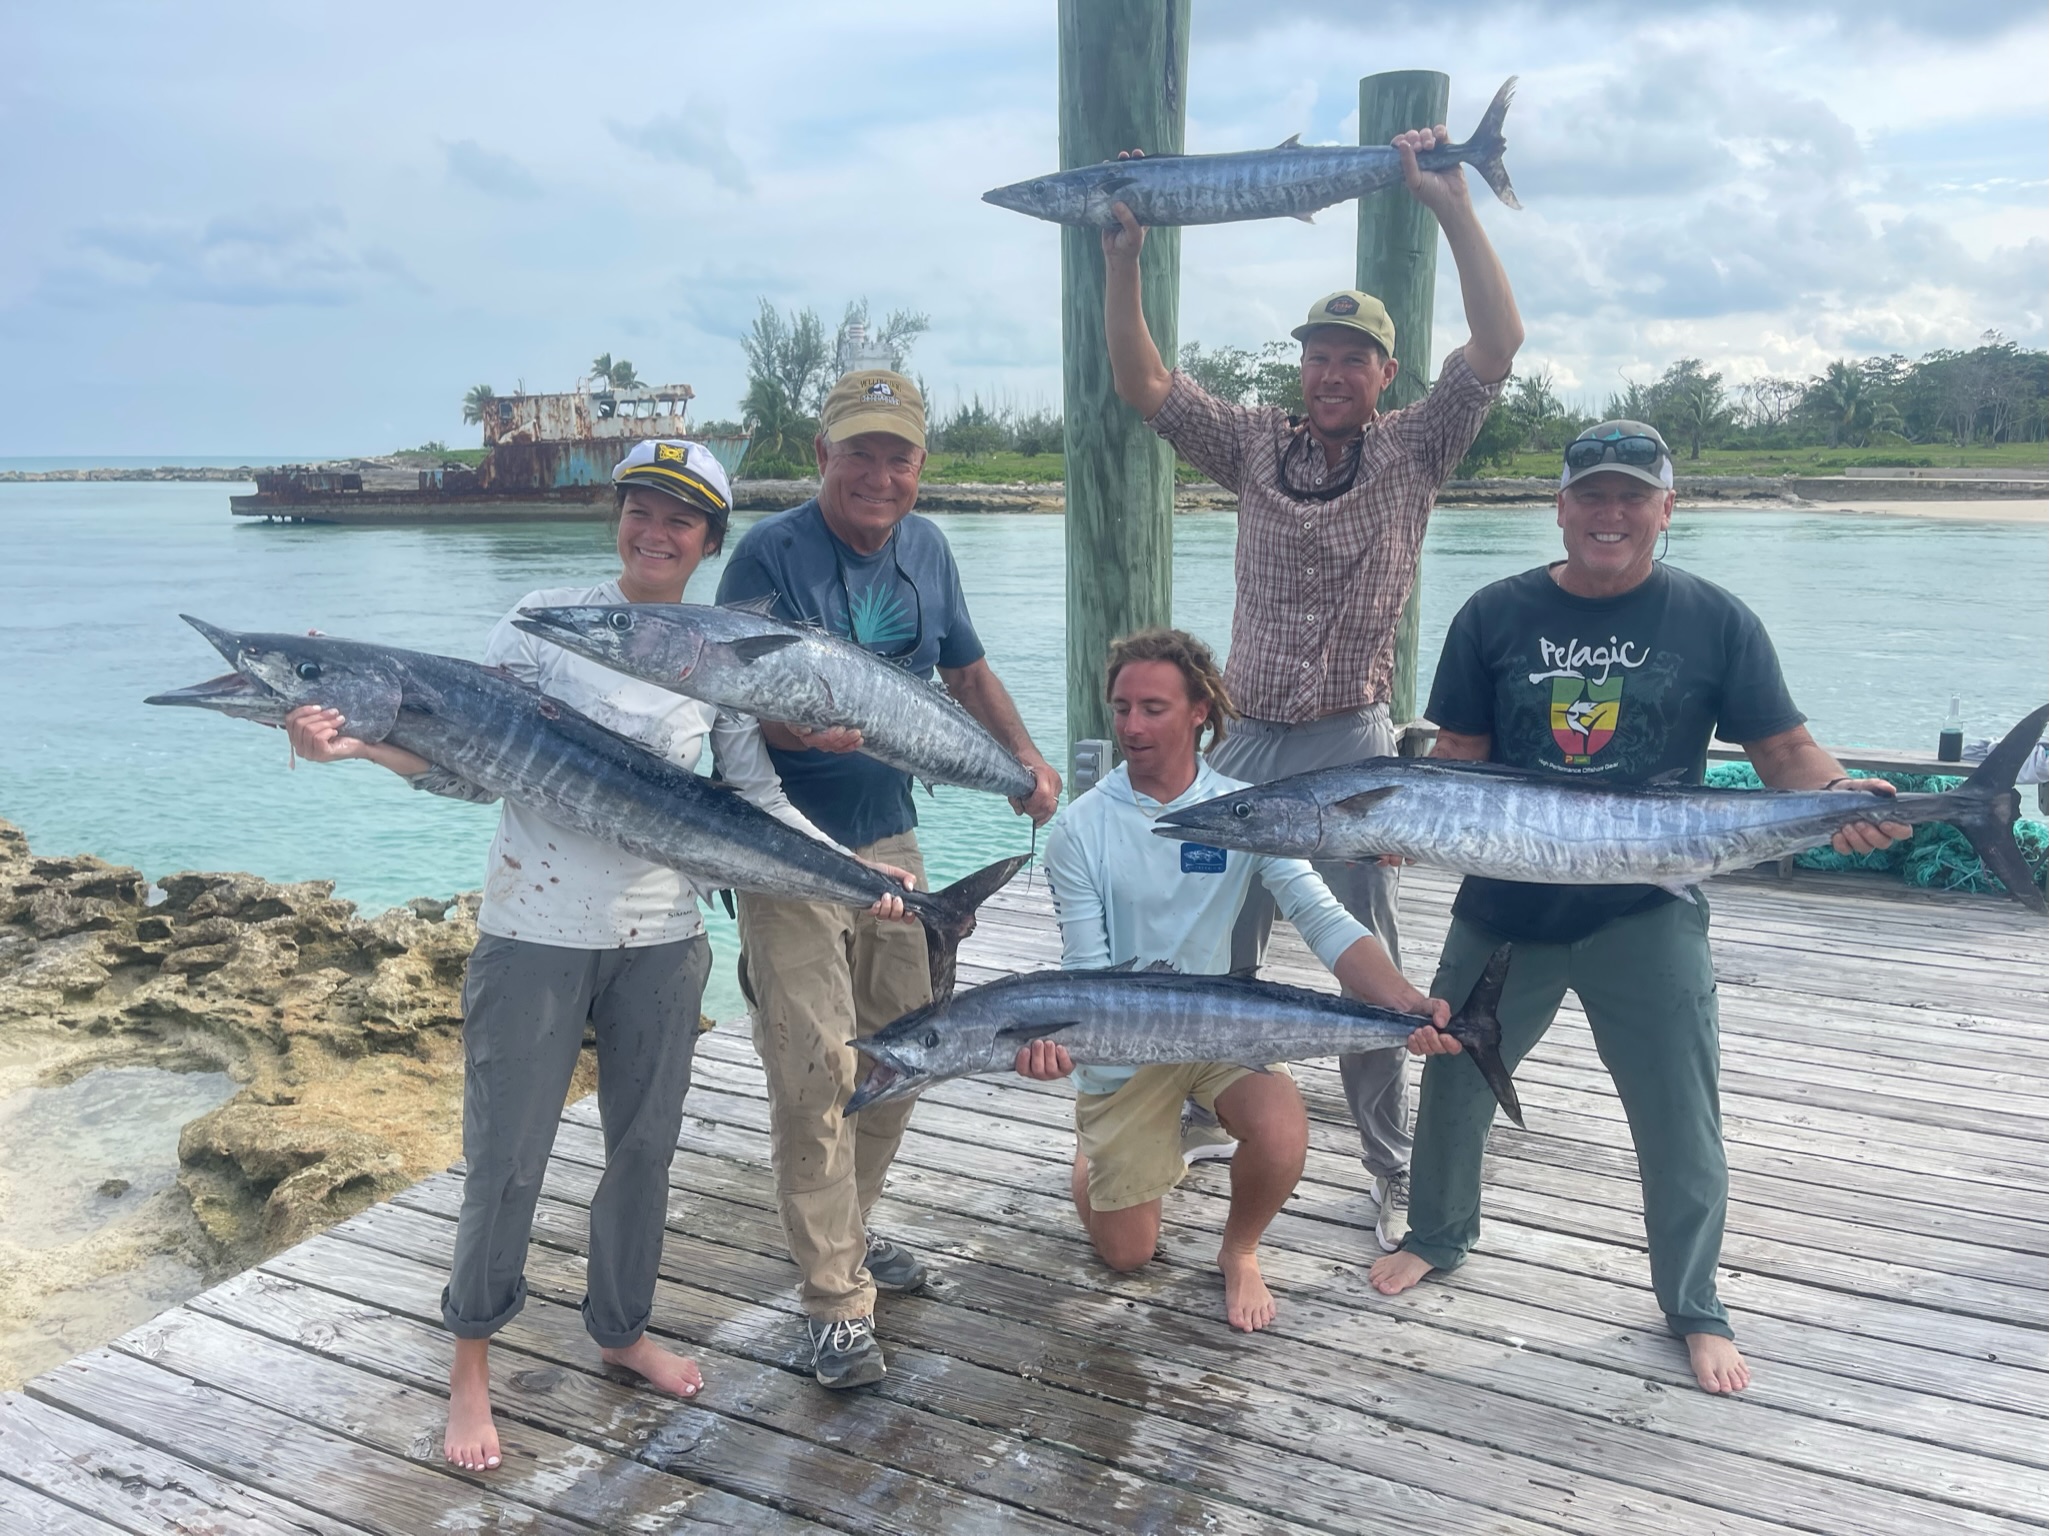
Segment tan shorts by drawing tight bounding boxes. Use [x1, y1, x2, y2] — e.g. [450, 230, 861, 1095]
[1074, 1060, 1294, 1212]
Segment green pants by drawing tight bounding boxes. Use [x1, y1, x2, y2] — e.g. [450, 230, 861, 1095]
[1404, 895, 1732, 1340]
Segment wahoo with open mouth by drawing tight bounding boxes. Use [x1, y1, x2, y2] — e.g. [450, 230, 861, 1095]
[846, 946, 1522, 1127]
[146, 618, 1025, 996]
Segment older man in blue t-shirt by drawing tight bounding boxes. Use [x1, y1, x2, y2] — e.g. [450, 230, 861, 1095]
[715, 369, 1060, 1390]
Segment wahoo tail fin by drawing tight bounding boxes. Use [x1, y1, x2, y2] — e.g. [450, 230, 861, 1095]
[1457, 75, 1521, 211]
[1446, 943, 1524, 1129]
[1942, 702, 2049, 914]
[910, 854, 1030, 1000]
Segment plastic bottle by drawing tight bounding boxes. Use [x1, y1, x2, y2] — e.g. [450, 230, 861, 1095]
[1937, 695, 1964, 763]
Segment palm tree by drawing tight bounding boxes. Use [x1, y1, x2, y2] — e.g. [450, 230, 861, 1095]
[1671, 372, 1733, 460]
[460, 384, 496, 426]
[590, 353, 614, 389]
[608, 359, 640, 389]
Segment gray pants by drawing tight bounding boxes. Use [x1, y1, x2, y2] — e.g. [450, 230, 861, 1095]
[444, 931, 710, 1347]
[1209, 705, 1410, 1180]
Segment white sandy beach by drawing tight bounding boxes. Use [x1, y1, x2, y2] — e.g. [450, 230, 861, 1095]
[1674, 497, 2049, 524]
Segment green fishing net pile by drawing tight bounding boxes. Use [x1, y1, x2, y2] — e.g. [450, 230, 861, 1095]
[1702, 764, 2049, 899]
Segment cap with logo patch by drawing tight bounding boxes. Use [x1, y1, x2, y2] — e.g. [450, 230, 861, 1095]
[1560, 420, 1676, 492]
[820, 369, 926, 449]
[612, 439, 733, 526]
[1290, 289, 1396, 358]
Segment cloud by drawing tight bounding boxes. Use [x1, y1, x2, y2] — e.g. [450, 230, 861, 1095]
[38, 207, 411, 308]
[606, 106, 751, 193]
[1193, 0, 2042, 41]
[444, 139, 542, 200]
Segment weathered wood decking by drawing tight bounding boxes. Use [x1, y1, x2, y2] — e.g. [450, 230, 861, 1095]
[3, 865, 2044, 1534]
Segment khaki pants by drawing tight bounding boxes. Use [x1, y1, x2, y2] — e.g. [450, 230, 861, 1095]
[737, 829, 930, 1322]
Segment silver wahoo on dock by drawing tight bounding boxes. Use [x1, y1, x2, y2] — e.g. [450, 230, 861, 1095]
[1153, 705, 2049, 914]
[146, 617, 1025, 996]
[512, 600, 1037, 799]
[845, 946, 1523, 1127]
[982, 76, 1519, 228]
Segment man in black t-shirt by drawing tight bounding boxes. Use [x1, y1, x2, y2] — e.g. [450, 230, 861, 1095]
[1367, 421, 1909, 1395]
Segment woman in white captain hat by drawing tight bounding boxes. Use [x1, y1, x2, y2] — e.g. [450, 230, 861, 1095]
[283, 440, 913, 1471]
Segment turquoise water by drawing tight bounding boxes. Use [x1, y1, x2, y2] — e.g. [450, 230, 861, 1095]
[3, 483, 2043, 1019]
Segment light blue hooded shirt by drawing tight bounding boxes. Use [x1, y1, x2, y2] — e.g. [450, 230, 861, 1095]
[1041, 759, 1372, 1096]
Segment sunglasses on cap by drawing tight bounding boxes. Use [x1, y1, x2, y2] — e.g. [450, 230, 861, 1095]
[1564, 435, 1667, 472]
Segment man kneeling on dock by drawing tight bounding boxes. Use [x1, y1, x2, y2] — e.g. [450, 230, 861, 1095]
[1016, 629, 1450, 1330]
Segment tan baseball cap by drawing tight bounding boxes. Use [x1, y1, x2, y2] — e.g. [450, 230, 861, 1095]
[819, 369, 926, 449]
[1290, 290, 1396, 358]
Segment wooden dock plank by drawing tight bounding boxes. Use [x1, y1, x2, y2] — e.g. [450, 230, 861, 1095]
[0, 1388, 374, 1536]
[9, 862, 2042, 1534]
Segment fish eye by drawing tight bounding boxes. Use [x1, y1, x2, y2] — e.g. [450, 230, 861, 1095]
[295, 661, 321, 681]
[606, 611, 634, 633]
[922, 1029, 939, 1048]
[1232, 801, 1252, 819]
[1031, 181, 1047, 194]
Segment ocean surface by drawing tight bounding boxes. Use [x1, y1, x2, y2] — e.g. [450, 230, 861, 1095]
[3, 481, 2043, 1020]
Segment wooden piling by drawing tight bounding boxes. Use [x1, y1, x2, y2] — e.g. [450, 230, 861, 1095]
[1058, 0, 1189, 760]
[1357, 70, 1449, 728]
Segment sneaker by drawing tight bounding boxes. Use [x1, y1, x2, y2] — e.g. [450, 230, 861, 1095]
[1370, 1171, 1410, 1254]
[807, 1314, 887, 1389]
[1179, 1099, 1237, 1166]
[863, 1235, 929, 1293]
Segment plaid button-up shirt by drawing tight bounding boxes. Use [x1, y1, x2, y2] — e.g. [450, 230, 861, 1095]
[1148, 347, 1501, 724]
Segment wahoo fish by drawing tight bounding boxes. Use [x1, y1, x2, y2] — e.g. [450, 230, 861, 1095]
[983, 76, 1519, 228]
[846, 946, 1523, 1127]
[146, 618, 1026, 996]
[513, 601, 1036, 799]
[1153, 705, 2049, 915]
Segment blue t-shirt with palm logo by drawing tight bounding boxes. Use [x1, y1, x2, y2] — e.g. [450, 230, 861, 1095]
[715, 499, 985, 849]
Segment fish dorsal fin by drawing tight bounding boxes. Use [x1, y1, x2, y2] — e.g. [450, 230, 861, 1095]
[1103, 959, 1139, 974]
[1276, 133, 1303, 149]
[1290, 211, 1316, 223]
[723, 634, 803, 663]
[1139, 959, 1181, 975]
[721, 592, 782, 618]
[1333, 785, 1402, 814]
[995, 1020, 1078, 1041]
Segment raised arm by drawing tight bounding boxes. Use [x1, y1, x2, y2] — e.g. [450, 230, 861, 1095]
[1100, 202, 1173, 418]
[1395, 127, 1523, 384]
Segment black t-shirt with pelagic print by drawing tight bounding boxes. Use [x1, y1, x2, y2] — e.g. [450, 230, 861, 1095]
[1425, 562, 1806, 944]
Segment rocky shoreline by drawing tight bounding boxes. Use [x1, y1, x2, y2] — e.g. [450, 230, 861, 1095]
[0, 818, 529, 1387]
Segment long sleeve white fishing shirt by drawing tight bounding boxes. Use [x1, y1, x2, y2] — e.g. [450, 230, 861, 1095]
[1043, 759, 1370, 1096]
[468, 581, 839, 950]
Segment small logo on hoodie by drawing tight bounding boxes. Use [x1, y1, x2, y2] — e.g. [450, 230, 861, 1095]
[1180, 843, 1227, 874]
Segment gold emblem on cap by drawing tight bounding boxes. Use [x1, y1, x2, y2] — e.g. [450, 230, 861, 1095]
[654, 442, 686, 462]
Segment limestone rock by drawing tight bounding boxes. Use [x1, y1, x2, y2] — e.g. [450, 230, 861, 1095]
[0, 817, 485, 1269]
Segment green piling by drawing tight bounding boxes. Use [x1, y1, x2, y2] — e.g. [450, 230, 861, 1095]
[1357, 69, 1449, 730]
[1058, 0, 1189, 763]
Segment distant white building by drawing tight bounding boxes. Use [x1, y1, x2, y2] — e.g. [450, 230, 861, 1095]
[836, 322, 897, 377]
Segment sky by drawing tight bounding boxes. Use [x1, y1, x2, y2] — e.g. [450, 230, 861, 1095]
[2, 1, 2043, 457]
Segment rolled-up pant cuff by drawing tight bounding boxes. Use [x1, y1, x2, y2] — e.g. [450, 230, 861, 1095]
[442, 1277, 527, 1340]
[582, 1299, 651, 1351]
[1397, 1237, 1467, 1273]
[1667, 1312, 1734, 1341]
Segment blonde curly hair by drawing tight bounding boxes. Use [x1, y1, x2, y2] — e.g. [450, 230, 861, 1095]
[1103, 626, 1239, 753]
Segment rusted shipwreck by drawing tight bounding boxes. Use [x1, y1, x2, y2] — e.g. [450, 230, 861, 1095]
[230, 385, 748, 525]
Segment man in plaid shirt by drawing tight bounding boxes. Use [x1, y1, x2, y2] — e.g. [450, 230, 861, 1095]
[1100, 122, 1523, 1252]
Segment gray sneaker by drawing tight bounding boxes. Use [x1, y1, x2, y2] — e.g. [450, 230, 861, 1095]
[1179, 1100, 1237, 1166]
[1371, 1171, 1410, 1254]
[807, 1314, 887, 1389]
[863, 1235, 929, 1292]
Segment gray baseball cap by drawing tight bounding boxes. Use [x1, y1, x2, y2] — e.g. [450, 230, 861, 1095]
[1561, 420, 1675, 491]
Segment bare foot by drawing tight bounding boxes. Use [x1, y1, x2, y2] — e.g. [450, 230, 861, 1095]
[600, 1334, 704, 1398]
[1368, 1248, 1435, 1295]
[1218, 1247, 1278, 1332]
[1686, 1333, 1751, 1394]
[445, 1337, 501, 1471]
